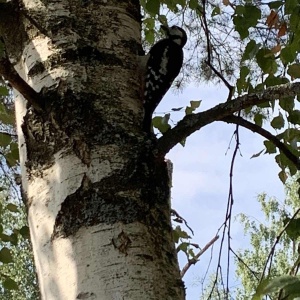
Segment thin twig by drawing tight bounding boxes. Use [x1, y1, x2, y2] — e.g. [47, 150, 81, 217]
[201, 0, 234, 101]
[171, 209, 194, 235]
[209, 121, 240, 298]
[222, 115, 300, 169]
[231, 248, 260, 280]
[181, 235, 219, 278]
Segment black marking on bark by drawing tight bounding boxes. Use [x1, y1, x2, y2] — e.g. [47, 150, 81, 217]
[112, 230, 131, 255]
[61, 46, 123, 66]
[135, 254, 154, 261]
[76, 292, 96, 299]
[121, 39, 143, 56]
[52, 174, 147, 238]
[27, 61, 46, 77]
[26, 46, 123, 78]
[52, 144, 172, 239]
[22, 89, 139, 169]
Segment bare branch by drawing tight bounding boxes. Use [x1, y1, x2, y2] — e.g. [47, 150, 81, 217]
[205, 60, 234, 101]
[171, 209, 194, 235]
[157, 82, 300, 155]
[222, 115, 300, 169]
[210, 122, 240, 298]
[0, 55, 44, 112]
[180, 235, 219, 278]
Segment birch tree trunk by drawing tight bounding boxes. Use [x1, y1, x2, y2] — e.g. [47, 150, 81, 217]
[0, 0, 185, 299]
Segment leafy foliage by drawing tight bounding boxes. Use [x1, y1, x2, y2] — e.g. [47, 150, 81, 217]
[234, 178, 300, 299]
[140, 0, 300, 183]
[0, 81, 38, 298]
[0, 177, 39, 300]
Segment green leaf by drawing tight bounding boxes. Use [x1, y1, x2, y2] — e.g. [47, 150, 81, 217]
[237, 65, 250, 93]
[152, 114, 171, 134]
[264, 140, 277, 154]
[173, 225, 191, 243]
[288, 110, 300, 124]
[176, 0, 186, 7]
[190, 100, 201, 109]
[0, 103, 14, 125]
[288, 64, 300, 79]
[5, 142, 19, 167]
[233, 5, 261, 39]
[0, 86, 9, 96]
[240, 65, 250, 78]
[157, 14, 167, 24]
[265, 75, 289, 87]
[271, 113, 285, 129]
[0, 247, 13, 263]
[279, 96, 294, 112]
[244, 5, 261, 26]
[233, 16, 249, 39]
[0, 133, 11, 148]
[6, 203, 18, 213]
[275, 150, 298, 176]
[0, 234, 11, 243]
[256, 48, 277, 74]
[145, 0, 160, 15]
[263, 275, 300, 294]
[145, 29, 155, 44]
[235, 5, 245, 14]
[278, 170, 287, 183]
[3, 278, 18, 291]
[212, 6, 220, 16]
[173, 226, 191, 241]
[185, 100, 201, 115]
[285, 0, 299, 14]
[290, 8, 300, 31]
[177, 242, 189, 253]
[12, 231, 19, 245]
[280, 46, 296, 64]
[254, 113, 263, 127]
[1, 233, 18, 245]
[180, 138, 186, 147]
[283, 218, 300, 240]
[242, 41, 260, 61]
[268, 1, 284, 9]
[250, 149, 264, 158]
[189, 0, 198, 9]
[284, 282, 300, 298]
[19, 226, 30, 239]
[283, 128, 300, 143]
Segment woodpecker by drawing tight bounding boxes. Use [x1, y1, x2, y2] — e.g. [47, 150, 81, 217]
[143, 25, 187, 132]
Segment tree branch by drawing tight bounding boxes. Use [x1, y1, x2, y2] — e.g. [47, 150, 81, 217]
[180, 235, 219, 278]
[0, 55, 44, 112]
[222, 115, 300, 169]
[157, 82, 300, 155]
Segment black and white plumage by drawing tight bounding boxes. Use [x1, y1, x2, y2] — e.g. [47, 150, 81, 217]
[143, 25, 187, 132]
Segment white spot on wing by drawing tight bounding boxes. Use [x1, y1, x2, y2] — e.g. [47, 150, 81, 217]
[159, 47, 169, 75]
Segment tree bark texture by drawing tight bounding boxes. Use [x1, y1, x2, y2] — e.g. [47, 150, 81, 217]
[0, 0, 185, 299]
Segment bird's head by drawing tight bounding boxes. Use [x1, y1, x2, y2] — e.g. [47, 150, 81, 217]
[161, 25, 187, 47]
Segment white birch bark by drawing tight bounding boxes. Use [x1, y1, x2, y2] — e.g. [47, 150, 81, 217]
[5, 0, 185, 299]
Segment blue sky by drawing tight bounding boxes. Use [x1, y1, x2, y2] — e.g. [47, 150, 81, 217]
[155, 84, 285, 299]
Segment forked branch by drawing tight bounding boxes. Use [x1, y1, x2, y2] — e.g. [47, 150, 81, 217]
[222, 115, 300, 169]
[157, 82, 300, 155]
[0, 55, 44, 112]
